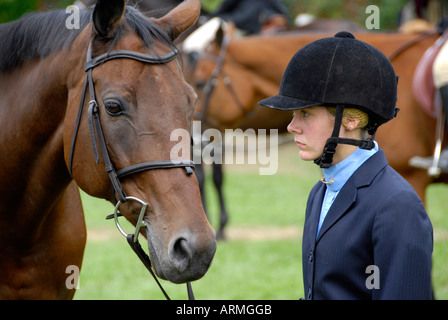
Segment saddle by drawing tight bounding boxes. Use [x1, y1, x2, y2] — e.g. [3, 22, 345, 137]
[412, 31, 448, 117]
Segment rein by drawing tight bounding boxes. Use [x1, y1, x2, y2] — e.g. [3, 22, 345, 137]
[388, 30, 438, 61]
[68, 41, 195, 300]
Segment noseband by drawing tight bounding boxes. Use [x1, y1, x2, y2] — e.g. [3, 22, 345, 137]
[68, 41, 195, 300]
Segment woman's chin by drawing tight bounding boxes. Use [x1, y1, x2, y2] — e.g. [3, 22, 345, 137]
[299, 151, 316, 162]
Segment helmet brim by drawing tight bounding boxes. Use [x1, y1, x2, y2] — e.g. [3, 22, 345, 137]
[258, 94, 321, 111]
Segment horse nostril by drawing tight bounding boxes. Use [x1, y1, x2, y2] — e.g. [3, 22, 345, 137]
[169, 237, 193, 272]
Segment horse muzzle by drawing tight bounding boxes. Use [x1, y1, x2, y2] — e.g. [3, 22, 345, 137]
[113, 196, 216, 284]
[146, 224, 216, 284]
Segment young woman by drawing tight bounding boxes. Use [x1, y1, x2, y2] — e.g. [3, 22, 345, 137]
[259, 32, 433, 300]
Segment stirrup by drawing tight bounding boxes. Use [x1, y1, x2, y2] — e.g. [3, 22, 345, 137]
[428, 93, 446, 177]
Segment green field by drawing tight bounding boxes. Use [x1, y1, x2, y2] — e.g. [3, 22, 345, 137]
[74, 142, 448, 300]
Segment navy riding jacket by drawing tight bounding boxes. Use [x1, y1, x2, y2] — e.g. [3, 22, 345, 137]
[302, 149, 433, 300]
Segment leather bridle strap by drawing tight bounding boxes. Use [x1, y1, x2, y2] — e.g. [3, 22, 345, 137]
[117, 160, 194, 178]
[68, 41, 197, 301]
[193, 35, 249, 125]
[68, 42, 191, 203]
[112, 196, 195, 300]
[85, 48, 179, 70]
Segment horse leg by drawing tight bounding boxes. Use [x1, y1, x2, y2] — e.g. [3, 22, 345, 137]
[212, 162, 229, 240]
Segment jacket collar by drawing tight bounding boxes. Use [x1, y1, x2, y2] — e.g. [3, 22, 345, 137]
[315, 149, 389, 244]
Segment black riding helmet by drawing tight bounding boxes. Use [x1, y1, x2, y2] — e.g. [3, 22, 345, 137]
[258, 31, 399, 168]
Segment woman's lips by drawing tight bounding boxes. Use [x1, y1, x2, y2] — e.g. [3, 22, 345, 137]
[295, 140, 305, 148]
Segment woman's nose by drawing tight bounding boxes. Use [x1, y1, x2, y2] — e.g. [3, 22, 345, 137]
[287, 116, 302, 134]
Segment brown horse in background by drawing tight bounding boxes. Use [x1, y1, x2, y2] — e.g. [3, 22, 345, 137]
[0, 0, 215, 299]
[190, 26, 444, 204]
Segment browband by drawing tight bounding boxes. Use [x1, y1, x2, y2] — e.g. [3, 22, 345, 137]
[85, 47, 179, 71]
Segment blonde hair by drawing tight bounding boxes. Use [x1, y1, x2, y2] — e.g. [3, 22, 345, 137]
[328, 107, 369, 129]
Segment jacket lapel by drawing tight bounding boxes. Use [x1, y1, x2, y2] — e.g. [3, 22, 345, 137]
[308, 183, 326, 246]
[315, 183, 357, 243]
[315, 149, 389, 244]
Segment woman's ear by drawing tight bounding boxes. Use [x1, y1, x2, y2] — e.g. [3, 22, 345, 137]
[342, 116, 361, 131]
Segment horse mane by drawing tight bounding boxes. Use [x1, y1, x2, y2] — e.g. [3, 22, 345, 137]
[0, 6, 174, 72]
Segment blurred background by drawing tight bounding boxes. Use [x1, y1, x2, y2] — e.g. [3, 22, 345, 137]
[0, 0, 408, 30]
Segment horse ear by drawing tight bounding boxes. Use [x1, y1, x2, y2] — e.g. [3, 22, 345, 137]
[93, 0, 126, 37]
[155, 0, 201, 40]
[214, 20, 235, 48]
[215, 22, 225, 47]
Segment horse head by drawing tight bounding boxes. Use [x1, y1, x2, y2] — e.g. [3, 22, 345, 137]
[183, 19, 257, 130]
[63, 0, 215, 284]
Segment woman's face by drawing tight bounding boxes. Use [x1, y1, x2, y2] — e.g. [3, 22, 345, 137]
[287, 107, 335, 162]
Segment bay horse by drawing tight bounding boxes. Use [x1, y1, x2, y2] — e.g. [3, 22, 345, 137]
[190, 26, 445, 204]
[0, 0, 216, 299]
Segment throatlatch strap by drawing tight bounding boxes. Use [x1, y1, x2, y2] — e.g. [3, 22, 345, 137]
[68, 75, 89, 176]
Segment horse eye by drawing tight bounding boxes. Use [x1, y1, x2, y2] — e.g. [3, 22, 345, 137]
[195, 80, 205, 91]
[104, 101, 123, 116]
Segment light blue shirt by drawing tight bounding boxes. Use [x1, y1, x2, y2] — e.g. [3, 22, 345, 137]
[316, 142, 379, 238]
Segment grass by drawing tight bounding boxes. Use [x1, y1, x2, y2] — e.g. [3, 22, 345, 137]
[74, 142, 448, 300]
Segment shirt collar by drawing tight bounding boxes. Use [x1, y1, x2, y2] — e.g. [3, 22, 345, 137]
[322, 141, 378, 192]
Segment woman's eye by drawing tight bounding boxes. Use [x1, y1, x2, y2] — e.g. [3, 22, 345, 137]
[298, 110, 309, 118]
[104, 101, 123, 116]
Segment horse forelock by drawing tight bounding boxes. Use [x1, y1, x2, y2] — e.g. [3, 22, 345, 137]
[0, 6, 174, 73]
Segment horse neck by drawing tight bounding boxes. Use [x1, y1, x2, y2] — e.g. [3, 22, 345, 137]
[224, 38, 293, 109]
[226, 35, 310, 83]
[0, 42, 82, 219]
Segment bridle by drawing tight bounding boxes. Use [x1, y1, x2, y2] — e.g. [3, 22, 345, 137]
[68, 42, 195, 203]
[193, 34, 251, 127]
[68, 40, 195, 300]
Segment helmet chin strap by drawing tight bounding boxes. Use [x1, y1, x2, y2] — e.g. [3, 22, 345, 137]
[314, 105, 376, 168]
